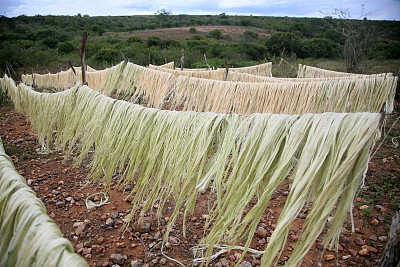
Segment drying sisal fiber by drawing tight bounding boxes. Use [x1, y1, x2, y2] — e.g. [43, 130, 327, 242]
[0, 75, 382, 266]
[218, 62, 272, 77]
[0, 135, 88, 267]
[170, 75, 397, 114]
[149, 64, 228, 80]
[297, 64, 393, 78]
[21, 68, 78, 91]
[20, 62, 397, 114]
[116, 62, 175, 107]
[159, 61, 175, 69]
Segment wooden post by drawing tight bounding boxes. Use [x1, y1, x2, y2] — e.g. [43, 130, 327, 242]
[68, 61, 76, 75]
[59, 63, 62, 72]
[32, 68, 35, 87]
[280, 47, 286, 77]
[180, 48, 184, 71]
[8, 62, 18, 81]
[120, 51, 128, 63]
[224, 59, 229, 81]
[204, 54, 211, 70]
[376, 210, 400, 266]
[79, 31, 88, 85]
[5, 62, 11, 77]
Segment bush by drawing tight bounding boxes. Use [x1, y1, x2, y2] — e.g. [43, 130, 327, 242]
[189, 28, 197, 34]
[94, 47, 118, 64]
[266, 32, 301, 56]
[243, 31, 258, 40]
[42, 37, 58, 49]
[58, 41, 75, 54]
[127, 36, 143, 44]
[147, 36, 162, 47]
[301, 38, 340, 59]
[207, 29, 223, 39]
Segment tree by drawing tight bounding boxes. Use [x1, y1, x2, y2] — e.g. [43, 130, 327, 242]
[58, 41, 75, 54]
[323, 6, 379, 73]
[146, 36, 162, 47]
[127, 36, 143, 44]
[265, 32, 301, 56]
[155, 9, 172, 24]
[301, 38, 340, 58]
[207, 29, 223, 39]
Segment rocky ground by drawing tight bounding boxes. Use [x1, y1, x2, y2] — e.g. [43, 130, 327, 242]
[1, 102, 399, 267]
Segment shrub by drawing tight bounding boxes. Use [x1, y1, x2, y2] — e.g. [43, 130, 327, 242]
[127, 35, 143, 44]
[58, 41, 75, 54]
[207, 29, 223, 39]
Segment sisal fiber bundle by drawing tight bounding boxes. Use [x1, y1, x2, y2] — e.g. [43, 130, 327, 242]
[159, 61, 175, 69]
[72, 65, 97, 72]
[170, 75, 397, 114]
[149, 64, 228, 80]
[0, 76, 382, 266]
[18, 60, 397, 115]
[21, 69, 78, 91]
[297, 64, 393, 78]
[218, 62, 272, 77]
[0, 137, 88, 267]
[116, 62, 174, 107]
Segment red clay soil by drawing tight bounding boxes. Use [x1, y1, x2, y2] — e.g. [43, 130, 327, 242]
[130, 26, 270, 41]
[0, 103, 399, 267]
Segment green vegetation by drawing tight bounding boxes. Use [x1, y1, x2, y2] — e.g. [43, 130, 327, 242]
[0, 14, 399, 74]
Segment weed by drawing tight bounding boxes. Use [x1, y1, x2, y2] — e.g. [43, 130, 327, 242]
[362, 208, 373, 218]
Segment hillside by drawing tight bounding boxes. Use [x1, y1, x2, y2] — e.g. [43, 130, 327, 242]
[0, 14, 399, 74]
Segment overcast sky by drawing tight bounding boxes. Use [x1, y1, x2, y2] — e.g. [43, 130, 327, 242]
[0, 0, 399, 20]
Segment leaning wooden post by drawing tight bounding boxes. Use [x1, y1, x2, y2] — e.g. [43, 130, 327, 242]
[280, 47, 286, 77]
[204, 54, 211, 70]
[180, 48, 184, 71]
[8, 62, 19, 81]
[5, 61, 11, 77]
[68, 61, 76, 75]
[224, 59, 229, 81]
[79, 31, 88, 85]
[120, 51, 128, 63]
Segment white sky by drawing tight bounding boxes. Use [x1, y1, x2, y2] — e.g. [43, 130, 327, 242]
[0, 0, 399, 20]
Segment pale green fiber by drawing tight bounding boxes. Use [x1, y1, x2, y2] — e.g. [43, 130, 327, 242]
[0, 76, 382, 266]
[21, 62, 397, 114]
[0, 137, 87, 267]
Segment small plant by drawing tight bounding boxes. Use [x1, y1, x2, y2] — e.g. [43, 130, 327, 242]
[189, 28, 197, 34]
[362, 208, 373, 217]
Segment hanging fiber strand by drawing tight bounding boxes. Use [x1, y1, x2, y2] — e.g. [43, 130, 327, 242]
[218, 62, 272, 77]
[19, 61, 397, 114]
[159, 61, 175, 69]
[0, 75, 382, 266]
[170, 75, 397, 114]
[297, 64, 393, 78]
[0, 136, 88, 267]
